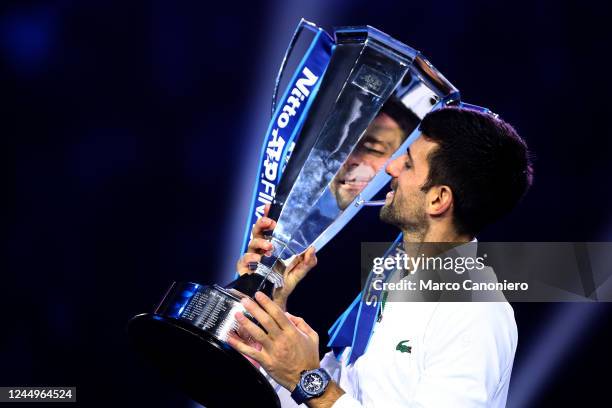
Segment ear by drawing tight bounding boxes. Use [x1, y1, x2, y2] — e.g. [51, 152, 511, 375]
[425, 185, 453, 216]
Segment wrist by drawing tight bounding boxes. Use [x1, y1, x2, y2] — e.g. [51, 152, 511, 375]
[290, 367, 330, 405]
[285, 361, 319, 391]
[305, 381, 344, 408]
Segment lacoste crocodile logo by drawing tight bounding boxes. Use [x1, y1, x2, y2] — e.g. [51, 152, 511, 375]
[396, 340, 412, 353]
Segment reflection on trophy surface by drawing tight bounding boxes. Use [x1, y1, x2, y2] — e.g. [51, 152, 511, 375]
[127, 19, 460, 408]
[330, 98, 419, 210]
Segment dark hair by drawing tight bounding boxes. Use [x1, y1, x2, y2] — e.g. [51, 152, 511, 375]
[380, 96, 420, 139]
[419, 107, 533, 236]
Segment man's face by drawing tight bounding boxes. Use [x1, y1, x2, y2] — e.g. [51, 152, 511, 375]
[380, 135, 439, 232]
[330, 113, 404, 210]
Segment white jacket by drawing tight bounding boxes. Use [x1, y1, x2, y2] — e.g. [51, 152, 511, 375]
[269, 300, 517, 407]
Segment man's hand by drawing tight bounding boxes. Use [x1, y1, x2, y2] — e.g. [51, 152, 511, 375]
[228, 291, 320, 391]
[236, 204, 317, 310]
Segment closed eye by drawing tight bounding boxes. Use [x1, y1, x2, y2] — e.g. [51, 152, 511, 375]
[362, 142, 386, 156]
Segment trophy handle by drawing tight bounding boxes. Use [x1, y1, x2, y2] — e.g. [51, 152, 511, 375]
[271, 18, 331, 117]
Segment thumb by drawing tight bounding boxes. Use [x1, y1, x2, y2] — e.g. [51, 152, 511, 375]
[291, 247, 317, 280]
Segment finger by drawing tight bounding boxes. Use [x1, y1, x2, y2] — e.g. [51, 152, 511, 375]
[227, 332, 265, 363]
[254, 291, 291, 331]
[253, 216, 277, 239]
[294, 247, 317, 278]
[236, 253, 262, 275]
[286, 247, 317, 282]
[252, 216, 273, 238]
[247, 238, 274, 255]
[230, 331, 262, 368]
[304, 246, 318, 267]
[234, 311, 270, 347]
[240, 297, 282, 336]
[286, 312, 318, 343]
[234, 323, 258, 345]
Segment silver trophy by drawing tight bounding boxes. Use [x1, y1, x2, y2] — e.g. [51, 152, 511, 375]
[128, 20, 459, 407]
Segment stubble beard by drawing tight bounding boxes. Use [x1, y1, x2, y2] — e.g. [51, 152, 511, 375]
[380, 192, 428, 239]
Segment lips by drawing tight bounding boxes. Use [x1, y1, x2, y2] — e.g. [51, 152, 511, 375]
[385, 182, 397, 204]
[339, 176, 372, 189]
[341, 179, 369, 187]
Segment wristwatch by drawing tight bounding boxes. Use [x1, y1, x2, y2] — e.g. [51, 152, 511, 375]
[290, 368, 331, 405]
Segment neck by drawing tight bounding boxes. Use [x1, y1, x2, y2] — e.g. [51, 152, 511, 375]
[402, 224, 472, 252]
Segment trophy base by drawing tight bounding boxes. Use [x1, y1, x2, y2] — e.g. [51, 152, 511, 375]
[128, 313, 280, 408]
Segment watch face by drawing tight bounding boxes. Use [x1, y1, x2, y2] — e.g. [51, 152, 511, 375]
[302, 372, 324, 394]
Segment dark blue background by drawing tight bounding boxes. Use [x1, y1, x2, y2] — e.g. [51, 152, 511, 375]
[3, 1, 611, 407]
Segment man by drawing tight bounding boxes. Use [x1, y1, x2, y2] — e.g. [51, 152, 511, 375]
[231, 107, 533, 407]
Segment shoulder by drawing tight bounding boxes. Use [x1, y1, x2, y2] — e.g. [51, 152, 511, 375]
[424, 302, 518, 368]
[434, 301, 516, 323]
[429, 302, 517, 339]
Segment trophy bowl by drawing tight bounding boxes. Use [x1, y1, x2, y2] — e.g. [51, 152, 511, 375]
[129, 281, 280, 407]
[129, 313, 279, 407]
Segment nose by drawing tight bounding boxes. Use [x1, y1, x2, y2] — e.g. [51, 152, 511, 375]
[346, 149, 372, 168]
[385, 155, 404, 177]
[345, 151, 361, 168]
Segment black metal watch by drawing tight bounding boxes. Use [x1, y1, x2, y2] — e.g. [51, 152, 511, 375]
[290, 368, 331, 405]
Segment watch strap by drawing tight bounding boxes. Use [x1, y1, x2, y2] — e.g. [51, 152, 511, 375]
[291, 375, 310, 405]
